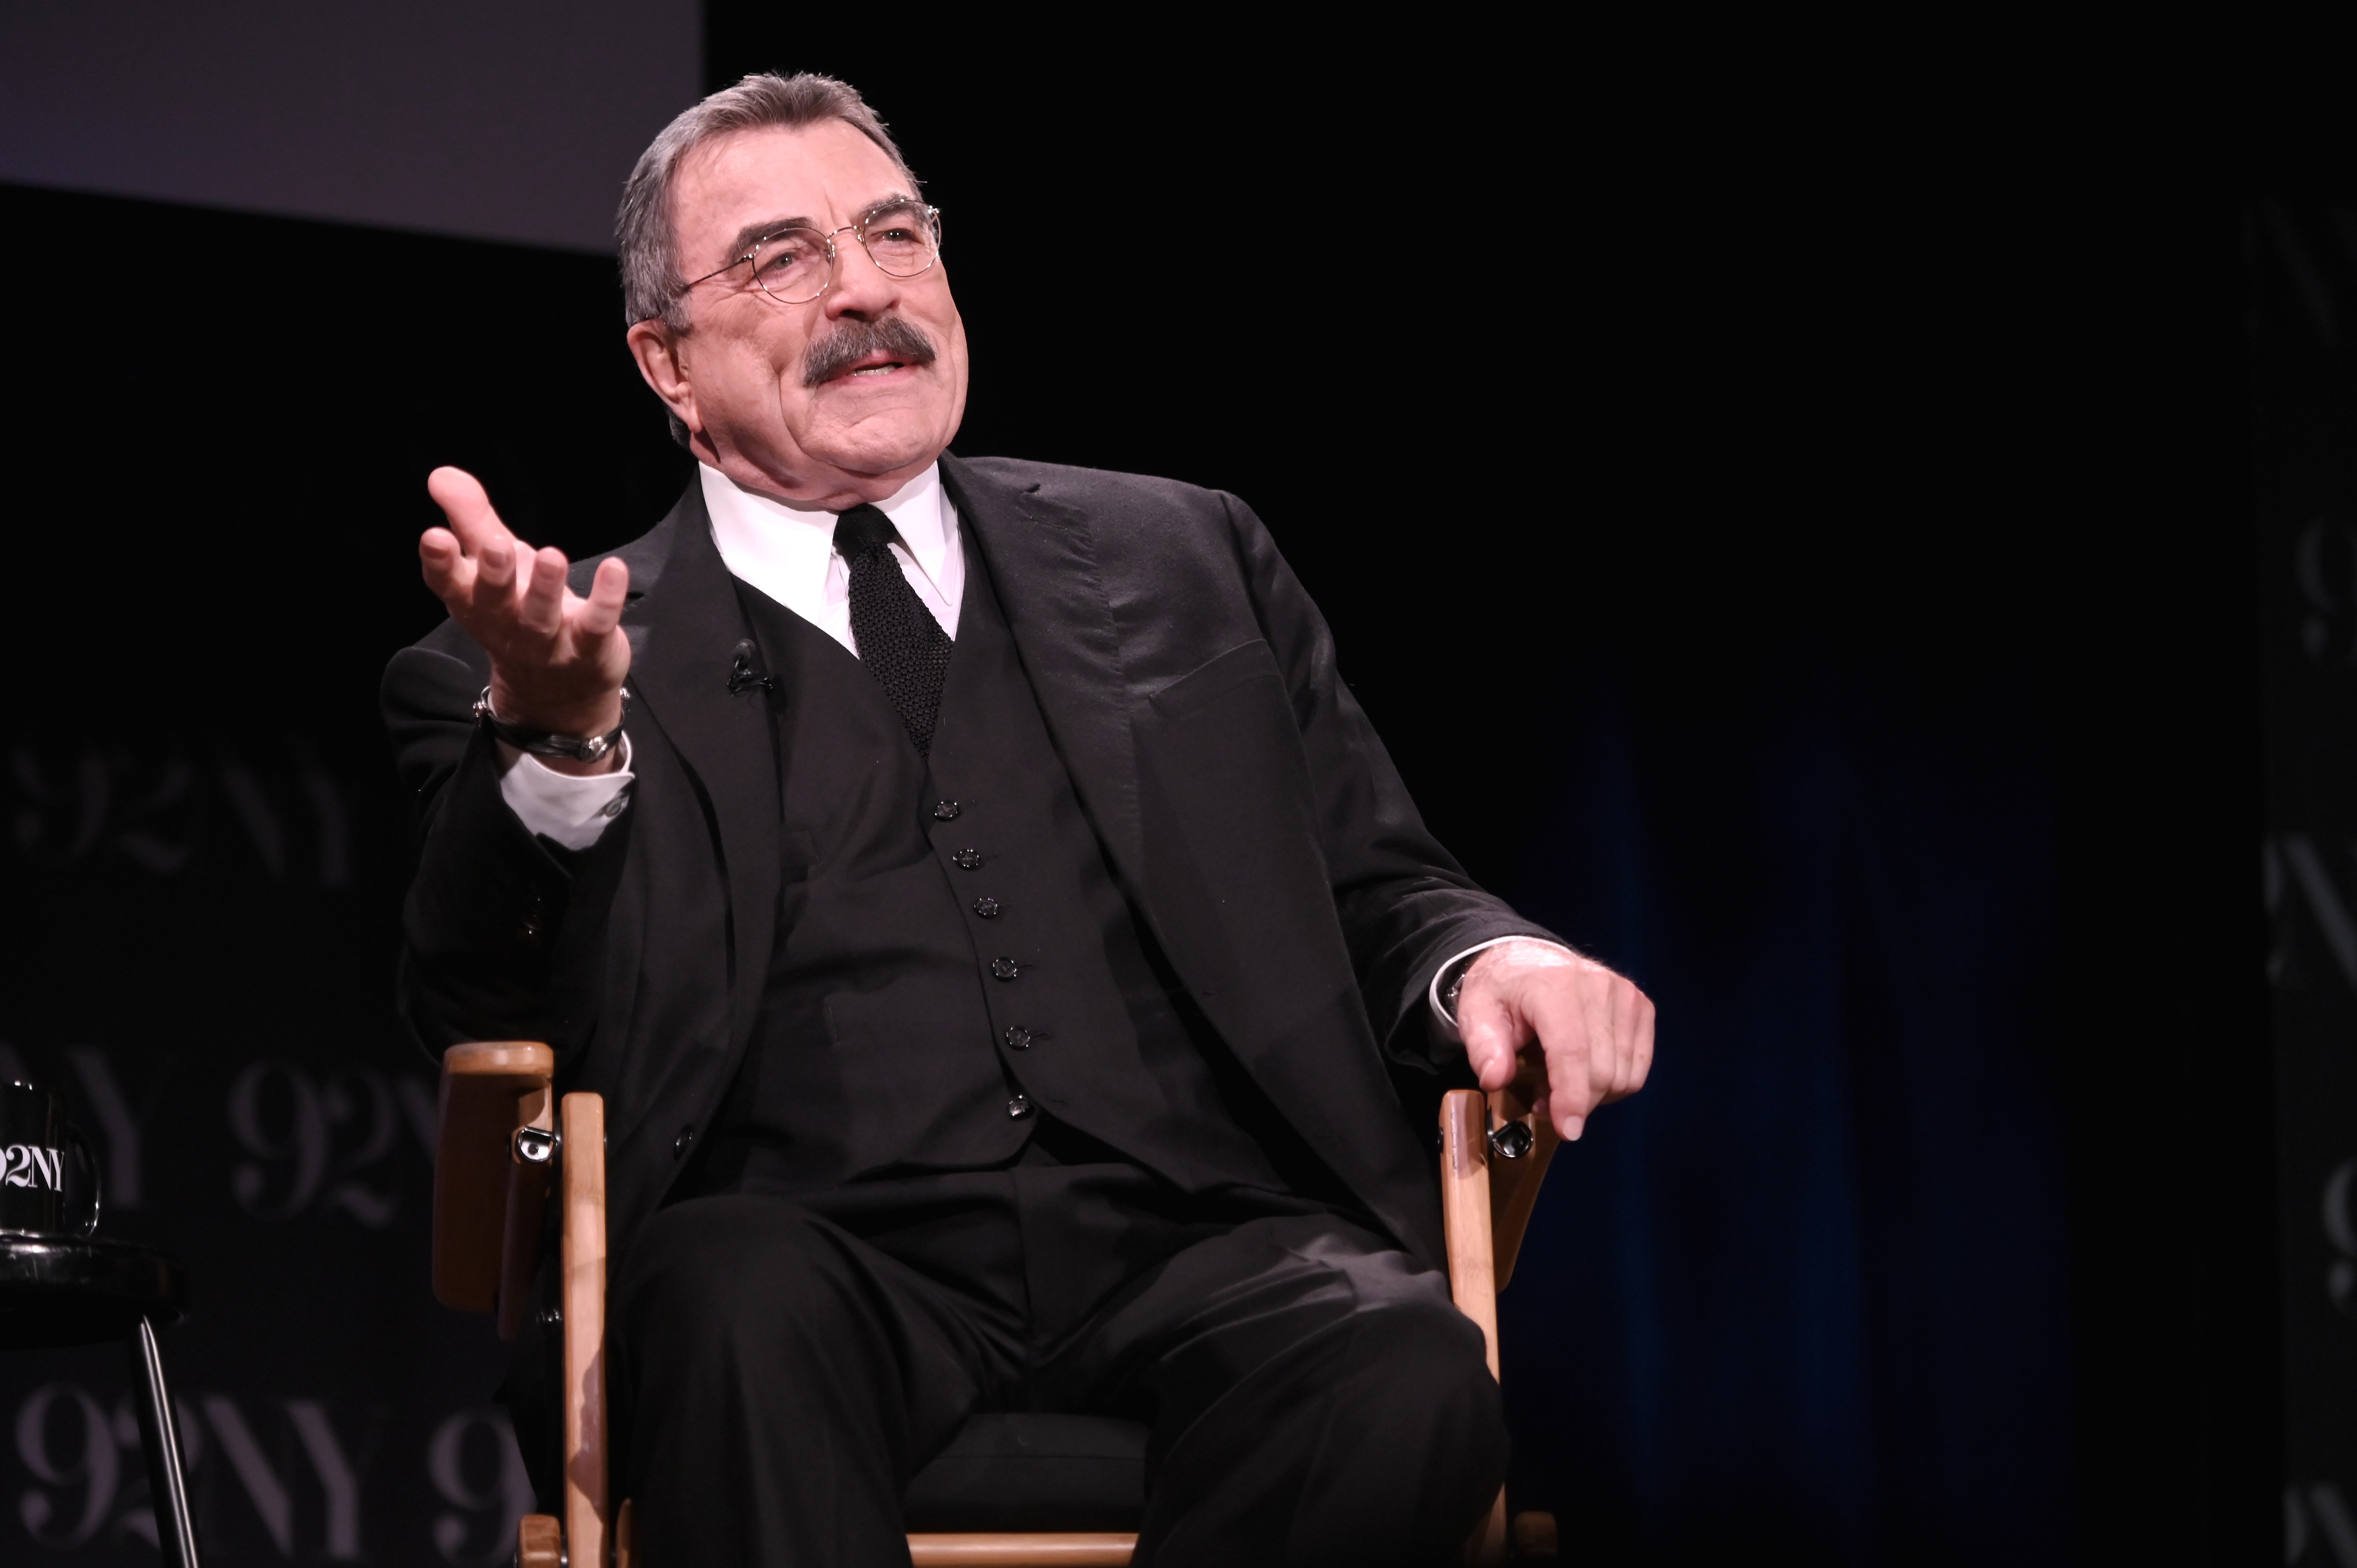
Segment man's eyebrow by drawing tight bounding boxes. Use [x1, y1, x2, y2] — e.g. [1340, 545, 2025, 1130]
[717, 195, 920, 265]
[719, 215, 817, 262]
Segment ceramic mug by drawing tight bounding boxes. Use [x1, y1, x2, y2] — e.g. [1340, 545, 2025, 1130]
[0, 1080, 100, 1238]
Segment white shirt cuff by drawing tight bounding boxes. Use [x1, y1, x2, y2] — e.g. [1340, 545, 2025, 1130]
[1426, 935, 1576, 1046]
[497, 735, 636, 852]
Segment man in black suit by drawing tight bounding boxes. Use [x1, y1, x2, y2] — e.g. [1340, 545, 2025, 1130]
[384, 73, 1653, 1565]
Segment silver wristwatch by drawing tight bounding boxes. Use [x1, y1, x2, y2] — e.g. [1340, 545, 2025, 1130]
[474, 686, 630, 763]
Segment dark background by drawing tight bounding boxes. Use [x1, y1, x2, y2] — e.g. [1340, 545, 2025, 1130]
[0, 15, 2317, 1566]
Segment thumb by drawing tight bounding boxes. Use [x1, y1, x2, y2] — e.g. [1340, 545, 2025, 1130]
[426, 466, 509, 551]
[1458, 987, 1521, 1092]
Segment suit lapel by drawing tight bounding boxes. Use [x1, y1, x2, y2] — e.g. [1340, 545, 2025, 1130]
[623, 482, 781, 1083]
[943, 456, 1147, 895]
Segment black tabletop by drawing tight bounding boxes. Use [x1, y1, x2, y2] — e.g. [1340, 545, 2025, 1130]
[0, 1235, 190, 1349]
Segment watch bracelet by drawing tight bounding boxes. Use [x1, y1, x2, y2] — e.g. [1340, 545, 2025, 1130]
[473, 686, 629, 763]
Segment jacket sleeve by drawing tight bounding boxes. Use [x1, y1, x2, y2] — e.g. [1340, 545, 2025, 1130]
[1221, 493, 1564, 1072]
[381, 628, 632, 1064]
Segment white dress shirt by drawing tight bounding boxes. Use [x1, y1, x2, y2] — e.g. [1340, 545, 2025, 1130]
[496, 459, 1564, 1017]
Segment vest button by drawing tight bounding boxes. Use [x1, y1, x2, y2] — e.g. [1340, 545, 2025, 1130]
[952, 848, 984, 870]
[990, 957, 1021, 981]
[973, 897, 1002, 919]
[672, 1125, 696, 1160]
[1003, 1026, 1034, 1050]
[933, 800, 962, 820]
[1006, 1093, 1034, 1119]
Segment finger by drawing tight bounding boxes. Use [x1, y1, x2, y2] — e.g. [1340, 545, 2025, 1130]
[1523, 984, 1596, 1140]
[425, 466, 515, 556]
[519, 546, 570, 636]
[472, 533, 519, 612]
[1602, 975, 1640, 1099]
[419, 527, 471, 600]
[1578, 971, 1619, 1110]
[1624, 990, 1657, 1097]
[577, 557, 630, 637]
[1457, 984, 1523, 1092]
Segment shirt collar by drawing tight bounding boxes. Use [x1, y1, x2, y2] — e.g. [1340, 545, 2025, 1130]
[697, 459, 955, 597]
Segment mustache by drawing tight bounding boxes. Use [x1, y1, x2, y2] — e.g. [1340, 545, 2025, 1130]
[803, 317, 938, 387]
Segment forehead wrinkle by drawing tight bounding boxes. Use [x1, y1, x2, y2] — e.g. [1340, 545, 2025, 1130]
[682, 119, 916, 260]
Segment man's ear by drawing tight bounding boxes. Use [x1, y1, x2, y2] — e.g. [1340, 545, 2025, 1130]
[626, 319, 699, 437]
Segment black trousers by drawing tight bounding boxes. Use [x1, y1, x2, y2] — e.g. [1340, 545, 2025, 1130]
[608, 1154, 1507, 1565]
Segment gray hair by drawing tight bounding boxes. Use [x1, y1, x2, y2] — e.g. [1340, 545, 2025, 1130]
[616, 72, 920, 335]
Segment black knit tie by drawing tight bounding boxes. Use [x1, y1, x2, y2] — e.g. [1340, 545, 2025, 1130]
[834, 504, 951, 755]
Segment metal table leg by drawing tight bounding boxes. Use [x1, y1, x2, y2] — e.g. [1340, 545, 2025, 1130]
[128, 1314, 200, 1567]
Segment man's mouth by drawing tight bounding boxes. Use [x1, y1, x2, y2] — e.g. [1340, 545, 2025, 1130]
[842, 351, 909, 379]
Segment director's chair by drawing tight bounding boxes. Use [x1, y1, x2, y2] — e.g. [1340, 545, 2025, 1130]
[432, 1042, 1565, 1565]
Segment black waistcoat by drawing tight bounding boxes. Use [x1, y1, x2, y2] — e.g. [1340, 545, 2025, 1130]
[700, 533, 1292, 1199]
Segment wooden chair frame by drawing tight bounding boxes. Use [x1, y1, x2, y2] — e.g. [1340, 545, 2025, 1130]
[433, 1043, 1563, 1566]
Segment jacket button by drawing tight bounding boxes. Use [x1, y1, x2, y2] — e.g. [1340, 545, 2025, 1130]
[933, 800, 962, 820]
[1003, 1025, 1034, 1050]
[973, 897, 1002, 918]
[672, 1125, 696, 1160]
[952, 848, 984, 870]
[1006, 1093, 1034, 1119]
[990, 957, 1020, 981]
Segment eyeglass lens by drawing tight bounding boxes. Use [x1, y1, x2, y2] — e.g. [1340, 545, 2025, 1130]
[750, 201, 941, 303]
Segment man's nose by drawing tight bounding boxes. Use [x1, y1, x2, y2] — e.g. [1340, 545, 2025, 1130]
[822, 234, 899, 318]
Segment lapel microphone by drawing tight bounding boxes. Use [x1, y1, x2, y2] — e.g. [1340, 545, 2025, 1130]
[728, 639, 774, 696]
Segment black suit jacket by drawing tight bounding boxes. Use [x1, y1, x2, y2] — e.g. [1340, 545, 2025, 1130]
[382, 455, 1556, 1271]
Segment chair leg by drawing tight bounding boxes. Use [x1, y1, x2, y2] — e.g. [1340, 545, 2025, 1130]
[560, 1092, 610, 1564]
[128, 1315, 201, 1568]
[1442, 1092, 1510, 1565]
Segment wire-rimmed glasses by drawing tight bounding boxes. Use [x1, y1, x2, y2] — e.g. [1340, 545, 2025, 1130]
[675, 198, 944, 308]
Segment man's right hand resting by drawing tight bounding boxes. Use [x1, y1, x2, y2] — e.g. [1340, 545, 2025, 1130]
[420, 465, 633, 777]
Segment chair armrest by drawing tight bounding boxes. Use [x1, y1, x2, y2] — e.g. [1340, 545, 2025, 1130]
[432, 1042, 554, 1313]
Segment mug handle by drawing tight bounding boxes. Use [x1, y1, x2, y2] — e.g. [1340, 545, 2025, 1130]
[66, 1125, 102, 1238]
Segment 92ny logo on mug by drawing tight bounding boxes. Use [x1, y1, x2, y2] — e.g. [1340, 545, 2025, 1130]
[0, 1145, 63, 1189]
[0, 1082, 99, 1237]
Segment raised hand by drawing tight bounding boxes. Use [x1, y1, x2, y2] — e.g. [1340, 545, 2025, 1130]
[418, 467, 632, 769]
[1457, 940, 1654, 1142]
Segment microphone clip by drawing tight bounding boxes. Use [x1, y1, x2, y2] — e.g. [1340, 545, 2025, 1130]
[727, 639, 775, 696]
